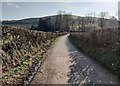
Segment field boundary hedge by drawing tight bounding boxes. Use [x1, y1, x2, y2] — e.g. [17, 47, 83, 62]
[1, 26, 65, 85]
[69, 30, 120, 82]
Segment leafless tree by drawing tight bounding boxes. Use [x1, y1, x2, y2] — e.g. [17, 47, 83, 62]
[99, 12, 108, 29]
[85, 12, 96, 30]
[109, 16, 117, 29]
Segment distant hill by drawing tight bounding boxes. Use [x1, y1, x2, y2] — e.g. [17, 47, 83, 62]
[2, 15, 61, 29]
[1, 15, 60, 29]
[2, 18, 39, 29]
[2, 15, 118, 31]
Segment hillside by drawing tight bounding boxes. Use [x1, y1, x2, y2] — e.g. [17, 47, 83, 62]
[2, 18, 39, 28]
[2, 15, 118, 31]
[2, 15, 59, 29]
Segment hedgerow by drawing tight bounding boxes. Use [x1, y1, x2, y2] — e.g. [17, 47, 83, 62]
[69, 28, 120, 81]
[1, 26, 65, 85]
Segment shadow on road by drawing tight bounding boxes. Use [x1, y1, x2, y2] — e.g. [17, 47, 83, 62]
[65, 35, 118, 85]
[65, 35, 94, 85]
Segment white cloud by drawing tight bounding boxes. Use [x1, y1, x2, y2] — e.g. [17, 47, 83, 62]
[7, 2, 19, 8]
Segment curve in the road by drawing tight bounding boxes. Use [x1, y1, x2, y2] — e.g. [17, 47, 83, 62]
[31, 34, 118, 84]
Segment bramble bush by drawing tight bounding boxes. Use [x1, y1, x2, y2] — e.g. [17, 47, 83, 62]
[1, 26, 65, 84]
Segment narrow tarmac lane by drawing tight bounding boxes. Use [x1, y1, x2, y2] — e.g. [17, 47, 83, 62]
[31, 35, 118, 84]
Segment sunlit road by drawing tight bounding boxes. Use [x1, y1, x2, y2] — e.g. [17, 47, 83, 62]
[31, 35, 118, 85]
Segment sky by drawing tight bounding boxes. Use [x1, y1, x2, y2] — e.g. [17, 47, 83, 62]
[2, 0, 120, 2]
[1, 0, 120, 20]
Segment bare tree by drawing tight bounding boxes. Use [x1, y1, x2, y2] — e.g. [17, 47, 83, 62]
[85, 12, 96, 30]
[99, 12, 108, 29]
[109, 16, 117, 29]
[64, 13, 72, 32]
[54, 10, 64, 31]
[55, 11, 73, 32]
[81, 17, 85, 31]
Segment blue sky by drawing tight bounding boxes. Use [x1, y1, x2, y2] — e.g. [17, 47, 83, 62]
[1, 0, 119, 20]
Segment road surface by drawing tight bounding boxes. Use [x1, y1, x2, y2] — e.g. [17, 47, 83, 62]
[31, 34, 118, 85]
